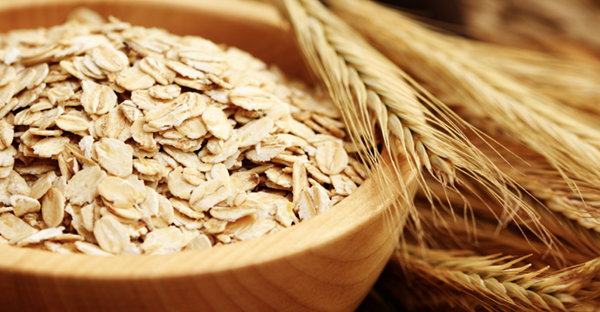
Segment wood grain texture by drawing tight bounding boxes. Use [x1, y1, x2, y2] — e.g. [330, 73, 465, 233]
[0, 1, 415, 311]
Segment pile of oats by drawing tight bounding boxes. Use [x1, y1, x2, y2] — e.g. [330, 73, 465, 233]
[0, 10, 366, 255]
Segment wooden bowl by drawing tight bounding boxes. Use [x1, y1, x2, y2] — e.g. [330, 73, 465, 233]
[0, 1, 415, 311]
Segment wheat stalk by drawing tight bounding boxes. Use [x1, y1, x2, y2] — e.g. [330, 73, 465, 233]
[329, 0, 600, 194]
[270, 0, 551, 244]
[389, 245, 600, 312]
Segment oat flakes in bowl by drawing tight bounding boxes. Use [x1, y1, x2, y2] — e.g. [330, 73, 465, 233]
[0, 9, 368, 255]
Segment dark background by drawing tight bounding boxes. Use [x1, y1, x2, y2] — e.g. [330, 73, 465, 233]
[373, 0, 463, 26]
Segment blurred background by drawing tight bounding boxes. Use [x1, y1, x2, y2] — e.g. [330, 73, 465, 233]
[374, 0, 600, 60]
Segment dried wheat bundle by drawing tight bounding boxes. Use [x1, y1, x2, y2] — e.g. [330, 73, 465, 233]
[269, 0, 600, 309]
[329, 0, 600, 194]
[270, 0, 545, 242]
[388, 245, 600, 312]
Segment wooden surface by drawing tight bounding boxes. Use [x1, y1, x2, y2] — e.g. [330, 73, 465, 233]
[0, 1, 416, 311]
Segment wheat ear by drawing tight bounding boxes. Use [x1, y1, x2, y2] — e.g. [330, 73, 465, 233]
[431, 129, 600, 259]
[330, 0, 600, 192]
[270, 0, 549, 243]
[389, 245, 600, 312]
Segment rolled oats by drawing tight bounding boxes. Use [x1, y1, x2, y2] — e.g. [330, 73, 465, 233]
[140, 226, 194, 255]
[97, 176, 144, 209]
[190, 178, 230, 212]
[91, 43, 129, 73]
[11, 195, 41, 217]
[0, 212, 38, 243]
[0, 11, 365, 255]
[167, 167, 196, 200]
[17, 226, 63, 247]
[143, 100, 190, 132]
[80, 80, 117, 115]
[170, 198, 204, 220]
[149, 84, 181, 100]
[202, 106, 231, 140]
[81, 203, 95, 232]
[65, 165, 106, 205]
[210, 206, 255, 222]
[235, 219, 277, 241]
[0, 65, 16, 87]
[93, 215, 129, 254]
[139, 57, 176, 86]
[55, 114, 89, 132]
[75, 241, 112, 256]
[185, 233, 212, 250]
[315, 140, 348, 175]
[330, 174, 358, 196]
[0, 119, 13, 149]
[94, 138, 133, 177]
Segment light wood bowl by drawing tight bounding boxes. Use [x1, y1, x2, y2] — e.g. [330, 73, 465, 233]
[0, 1, 415, 311]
